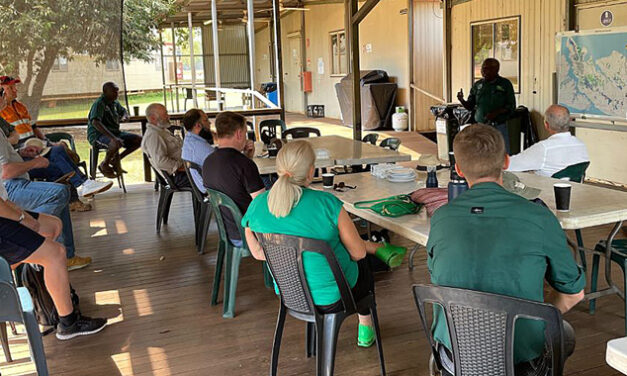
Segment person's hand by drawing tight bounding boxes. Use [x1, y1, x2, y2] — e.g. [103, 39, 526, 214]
[485, 111, 497, 121]
[19, 145, 41, 159]
[30, 156, 49, 169]
[457, 89, 464, 102]
[243, 140, 255, 158]
[8, 131, 19, 145]
[120, 113, 130, 122]
[21, 213, 40, 233]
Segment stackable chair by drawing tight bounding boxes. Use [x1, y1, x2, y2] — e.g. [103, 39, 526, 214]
[255, 233, 386, 376]
[259, 119, 287, 144]
[45, 132, 88, 176]
[0, 257, 48, 375]
[282, 127, 321, 140]
[379, 137, 401, 151]
[183, 160, 213, 254]
[552, 162, 597, 313]
[206, 189, 273, 318]
[90, 141, 127, 193]
[412, 284, 564, 376]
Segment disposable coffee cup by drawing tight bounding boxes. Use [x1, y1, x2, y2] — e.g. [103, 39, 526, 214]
[133, 106, 140, 117]
[322, 173, 335, 188]
[554, 183, 572, 212]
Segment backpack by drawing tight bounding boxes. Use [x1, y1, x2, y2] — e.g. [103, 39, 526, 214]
[20, 264, 80, 335]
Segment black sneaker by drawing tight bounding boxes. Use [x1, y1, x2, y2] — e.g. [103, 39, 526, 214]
[56, 315, 107, 340]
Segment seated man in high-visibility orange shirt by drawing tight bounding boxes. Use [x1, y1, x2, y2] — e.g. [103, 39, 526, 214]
[0, 76, 48, 146]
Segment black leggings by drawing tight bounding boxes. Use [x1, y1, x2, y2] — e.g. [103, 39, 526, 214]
[316, 258, 374, 315]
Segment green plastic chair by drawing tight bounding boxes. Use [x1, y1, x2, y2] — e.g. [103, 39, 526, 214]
[206, 188, 272, 318]
[45, 132, 88, 176]
[552, 161, 590, 182]
[592, 239, 627, 334]
[552, 162, 597, 313]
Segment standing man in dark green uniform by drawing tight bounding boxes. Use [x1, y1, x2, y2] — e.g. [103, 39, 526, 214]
[427, 124, 584, 375]
[457, 58, 516, 153]
[87, 82, 142, 178]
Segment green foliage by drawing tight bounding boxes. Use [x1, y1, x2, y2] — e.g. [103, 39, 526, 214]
[0, 0, 178, 119]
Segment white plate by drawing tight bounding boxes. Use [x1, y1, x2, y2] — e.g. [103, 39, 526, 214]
[387, 176, 416, 183]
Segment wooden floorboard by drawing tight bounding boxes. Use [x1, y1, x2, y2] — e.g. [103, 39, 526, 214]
[1, 123, 625, 375]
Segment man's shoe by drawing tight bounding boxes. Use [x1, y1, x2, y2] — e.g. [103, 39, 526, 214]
[98, 163, 118, 178]
[56, 315, 107, 340]
[54, 171, 76, 184]
[67, 256, 92, 271]
[69, 200, 93, 212]
[80, 180, 113, 198]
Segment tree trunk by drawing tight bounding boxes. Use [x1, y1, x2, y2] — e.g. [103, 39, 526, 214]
[21, 48, 58, 122]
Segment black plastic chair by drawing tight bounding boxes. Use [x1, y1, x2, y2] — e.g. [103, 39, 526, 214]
[379, 137, 401, 151]
[183, 160, 213, 254]
[412, 284, 564, 376]
[282, 127, 321, 140]
[45, 132, 88, 176]
[0, 257, 48, 375]
[146, 155, 195, 234]
[90, 141, 127, 193]
[362, 133, 379, 145]
[255, 233, 386, 376]
[259, 119, 287, 144]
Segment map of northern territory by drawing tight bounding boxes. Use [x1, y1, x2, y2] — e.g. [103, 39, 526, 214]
[558, 31, 627, 120]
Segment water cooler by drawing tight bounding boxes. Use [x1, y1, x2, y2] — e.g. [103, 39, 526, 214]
[430, 104, 461, 162]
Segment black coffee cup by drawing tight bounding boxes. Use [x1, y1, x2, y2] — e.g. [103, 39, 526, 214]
[133, 106, 140, 117]
[553, 183, 572, 212]
[322, 173, 334, 188]
[268, 146, 278, 157]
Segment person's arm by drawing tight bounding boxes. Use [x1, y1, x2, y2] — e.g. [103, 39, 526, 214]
[1, 157, 48, 179]
[145, 133, 181, 175]
[548, 290, 584, 314]
[486, 80, 516, 121]
[337, 208, 368, 261]
[0, 199, 39, 232]
[244, 227, 266, 261]
[89, 102, 121, 143]
[507, 141, 546, 171]
[243, 159, 266, 197]
[543, 212, 586, 313]
[33, 126, 47, 141]
[459, 85, 476, 111]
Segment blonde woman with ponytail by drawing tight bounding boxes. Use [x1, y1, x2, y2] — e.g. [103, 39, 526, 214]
[243, 140, 406, 348]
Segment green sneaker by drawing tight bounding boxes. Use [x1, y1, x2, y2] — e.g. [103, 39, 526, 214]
[375, 243, 405, 268]
[358, 324, 375, 348]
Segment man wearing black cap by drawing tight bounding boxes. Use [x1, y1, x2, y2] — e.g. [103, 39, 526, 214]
[87, 82, 142, 178]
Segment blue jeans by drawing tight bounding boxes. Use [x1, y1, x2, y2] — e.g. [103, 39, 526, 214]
[28, 145, 87, 188]
[5, 179, 75, 258]
[494, 122, 511, 154]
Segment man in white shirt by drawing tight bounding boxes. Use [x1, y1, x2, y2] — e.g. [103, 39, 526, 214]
[508, 104, 589, 177]
[141, 103, 190, 188]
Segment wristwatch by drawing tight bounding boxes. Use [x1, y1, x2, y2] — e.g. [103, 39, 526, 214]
[17, 211, 25, 223]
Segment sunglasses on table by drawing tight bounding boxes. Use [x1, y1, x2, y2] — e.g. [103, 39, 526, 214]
[333, 182, 356, 192]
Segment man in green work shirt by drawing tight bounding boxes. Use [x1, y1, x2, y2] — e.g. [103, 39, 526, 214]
[87, 82, 142, 178]
[457, 58, 516, 153]
[427, 124, 584, 375]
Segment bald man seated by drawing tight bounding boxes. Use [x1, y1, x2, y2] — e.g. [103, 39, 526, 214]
[141, 103, 190, 188]
[508, 104, 589, 177]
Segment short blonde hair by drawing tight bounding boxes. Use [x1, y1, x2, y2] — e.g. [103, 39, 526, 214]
[453, 124, 505, 181]
[267, 141, 316, 218]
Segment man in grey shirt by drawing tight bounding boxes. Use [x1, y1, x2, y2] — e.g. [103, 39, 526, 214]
[0, 130, 91, 270]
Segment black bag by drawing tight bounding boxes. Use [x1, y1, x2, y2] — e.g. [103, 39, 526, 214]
[20, 264, 79, 334]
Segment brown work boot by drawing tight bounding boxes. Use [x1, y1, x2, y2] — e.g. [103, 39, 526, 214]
[98, 162, 118, 178]
[69, 200, 92, 212]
